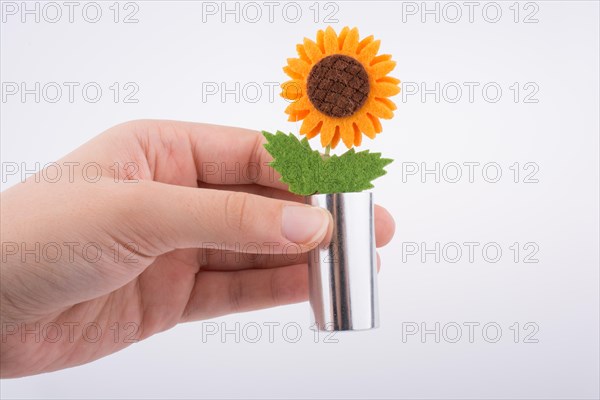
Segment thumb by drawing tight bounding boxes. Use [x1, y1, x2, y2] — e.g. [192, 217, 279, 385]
[128, 181, 331, 255]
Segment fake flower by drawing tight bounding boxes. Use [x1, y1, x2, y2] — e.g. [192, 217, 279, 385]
[282, 26, 400, 149]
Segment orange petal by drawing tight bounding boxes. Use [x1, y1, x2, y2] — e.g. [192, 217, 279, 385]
[320, 119, 336, 147]
[287, 58, 311, 76]
[280, 80, 303, 100]
[296, 44, 311, 63]
[352, 122, 362, 144]
[372, 60, 396, 79]
[287, 109, 310, 122]
[303, 38, 323, 63]
[356, 35, 374, 54]
[377, 76, 401, 85]
[341, 127, 354, 148]
[331, 126, 342, 149]
[370, 54, 392, 66]
[367, 113, 382, 133]
[357, 114, 376, 139]
[371, 99, 395, 119]
[337, 27, 349, 50]
[316, 29, 325, 53]
[353, 126, 363, 146]
[376, 97, 397, 111]
[335, 119, 351, 149]
[283, 65, 302, 80]
[305, 121, 323, 139]
[342, 27, 359, 54]
[300, 112, 322, 135]
[285, 96, 309, 112]
[324, 26, 338, 54]
[371, 82, 401, 97]
[357, 39, 380, 65]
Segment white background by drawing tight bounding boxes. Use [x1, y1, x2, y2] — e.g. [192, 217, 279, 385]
[1, 1, 599, 399]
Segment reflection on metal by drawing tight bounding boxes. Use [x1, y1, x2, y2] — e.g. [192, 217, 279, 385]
[306, 192, 379, 331]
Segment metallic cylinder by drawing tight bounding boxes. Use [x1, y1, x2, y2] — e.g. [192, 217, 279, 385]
[305, 192, 379, 331]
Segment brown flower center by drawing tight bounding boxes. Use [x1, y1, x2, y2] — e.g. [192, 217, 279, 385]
[306, 54, 370, 118]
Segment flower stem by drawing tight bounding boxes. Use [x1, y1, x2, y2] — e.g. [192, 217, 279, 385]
[324, 145, 331, 158]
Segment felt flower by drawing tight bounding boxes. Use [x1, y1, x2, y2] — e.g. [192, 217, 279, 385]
[282, 26, 400, 149]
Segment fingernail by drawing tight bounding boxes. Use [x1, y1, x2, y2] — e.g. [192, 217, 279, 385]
[282, 205, 329, 244]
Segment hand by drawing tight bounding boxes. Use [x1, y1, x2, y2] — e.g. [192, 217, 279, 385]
[0, 120, 395, 378]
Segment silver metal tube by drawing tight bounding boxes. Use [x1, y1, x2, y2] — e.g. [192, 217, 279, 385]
[305, 192, 379, 331]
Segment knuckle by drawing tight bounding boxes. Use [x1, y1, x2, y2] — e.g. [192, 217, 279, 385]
[224, 192, 251, 232]
[107, 119, 151, 140]
[228, 274, 244, 313]
[269, 272, 283, 307]
[251, 134, 267, 178]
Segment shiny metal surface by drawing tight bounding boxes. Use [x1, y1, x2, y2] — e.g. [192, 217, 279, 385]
[306, 192, 379, 331]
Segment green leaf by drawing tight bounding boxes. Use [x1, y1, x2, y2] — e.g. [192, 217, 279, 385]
[320, 149, 393, 193]
[262, 131, 393, 195]
[262, 131, 323, 195]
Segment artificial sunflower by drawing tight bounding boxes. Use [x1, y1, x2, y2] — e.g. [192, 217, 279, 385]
[281, 26, 400, 149]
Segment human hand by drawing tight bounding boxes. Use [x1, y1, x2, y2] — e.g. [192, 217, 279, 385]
[0, 120, 395, 377]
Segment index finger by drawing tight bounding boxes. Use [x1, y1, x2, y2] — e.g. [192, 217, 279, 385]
[185, 121, 289, 190]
